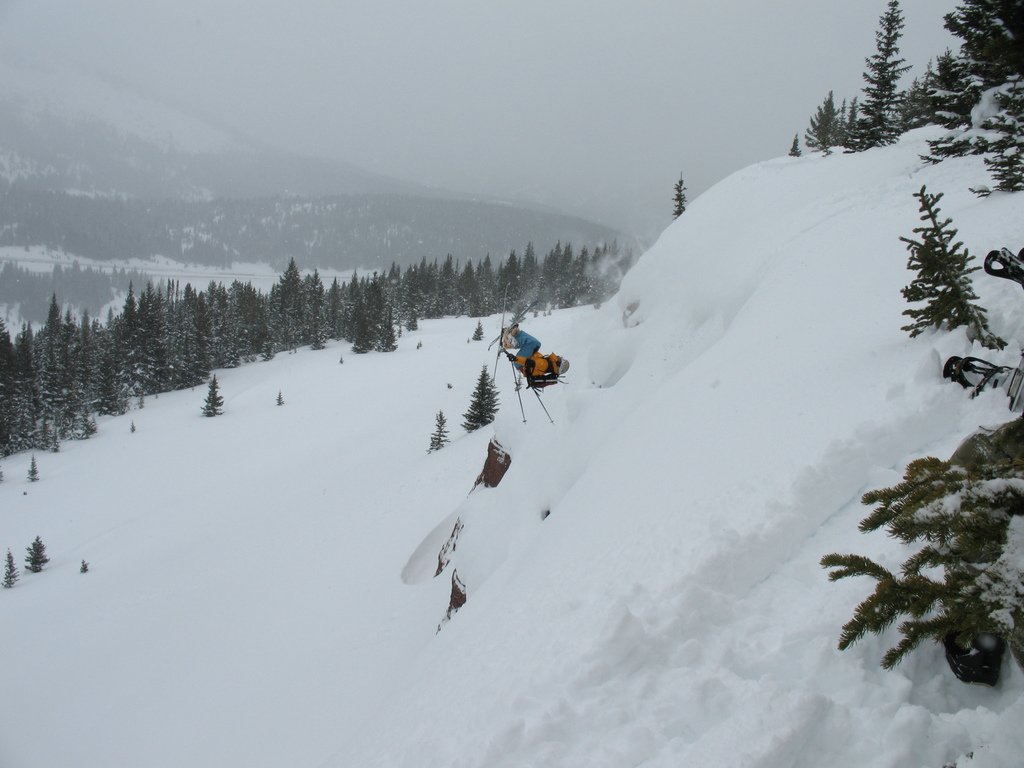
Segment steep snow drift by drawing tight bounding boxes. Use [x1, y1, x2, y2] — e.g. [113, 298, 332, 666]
[1, 127, 1022, 768]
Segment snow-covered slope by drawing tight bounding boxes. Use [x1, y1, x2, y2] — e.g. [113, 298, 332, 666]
[2, 128, 1023, 768]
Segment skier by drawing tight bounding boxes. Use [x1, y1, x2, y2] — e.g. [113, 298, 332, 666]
[501, 322, 541, 359]
[501, 322, 568, 388]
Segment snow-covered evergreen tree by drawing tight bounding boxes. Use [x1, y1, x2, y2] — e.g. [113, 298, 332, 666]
[899, 69, 934, 131]
[375, 305, 398, 353]
[462, 366, 500, 432]
[27, 454, 38, 482]
[788, 134, 802, 157]
[202, 375, 224, 417]
[982, 77, 1024, 193]
[822, 450, 1024, 669]
[305, 269, 328, 350]
[924, 2, 1024, 185]
[3, 549, 18, 588]
[24, 536, 49, 573]
[804, 91, 843, 154]
[848, 0, 910, 151]
[899, 185, 1004, 349]
[428, 410, 450, 452]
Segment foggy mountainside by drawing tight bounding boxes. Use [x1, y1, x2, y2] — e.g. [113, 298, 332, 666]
[0, 96, 417, 200]
[0, 88, 622, 284]
[0, 186, 621, 272]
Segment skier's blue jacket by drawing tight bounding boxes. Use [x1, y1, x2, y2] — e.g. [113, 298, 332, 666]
[507, 329, 541, 358]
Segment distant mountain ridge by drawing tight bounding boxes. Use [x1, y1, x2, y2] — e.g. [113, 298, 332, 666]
[0, 70, 622, 271]
[0, 186, 621, 272]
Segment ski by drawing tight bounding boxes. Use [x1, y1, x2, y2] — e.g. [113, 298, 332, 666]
[984, 247, 1024, 288]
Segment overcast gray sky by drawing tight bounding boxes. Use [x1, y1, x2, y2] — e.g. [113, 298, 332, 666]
[0, 0, 960, 239]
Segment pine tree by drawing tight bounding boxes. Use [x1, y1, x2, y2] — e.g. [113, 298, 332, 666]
[929, 49, 977, 131]
[80, 559, 89, 574]
[0, 320, 15, 455]
[944, 0, 1024, 90]
[3, 549, 18, 588]
[24, 536, 49, 573]
[899, 70, 934, 131]
[201, 375, 224, 417]
[788, 134, 802, 157]
[982, 77, 1024, 193]
[923, 50, 982, 162]
[27, 454, 39, 482]
[923, 3, 1024, 173]
[428, 410, 450, 452]
[672, 174, 688, 218]
[276, 390, 285, 406]
[804, 91, 843, 154]
[462, 366, 500, 432]
[472, 321, 484, 341]
[848, 0, 911, 151]
[305, 269, 328, 350]
[899, 185, 1005, 349]
[822, 449, 1024, 669]
[844, 98, 860, 150]
[375, 305, 398, 353]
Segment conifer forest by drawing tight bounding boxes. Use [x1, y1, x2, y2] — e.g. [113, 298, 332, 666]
[0, 241, 630, 456]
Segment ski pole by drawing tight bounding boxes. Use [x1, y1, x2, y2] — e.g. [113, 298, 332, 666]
[531, 388, 554, 424]
[509, 358, 528, 423]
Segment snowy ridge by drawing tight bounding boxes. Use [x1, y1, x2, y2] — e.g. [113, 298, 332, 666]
[1, 128, 1023, 768]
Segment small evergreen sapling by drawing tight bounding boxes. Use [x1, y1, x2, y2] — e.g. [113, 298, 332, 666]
[80, 559, 89, 574]
[3, 549, 18, 588]
[24, 536, 49, 573]
[202, 375, 225, 417]
[27, 455, 39, 482]
[472, 321, 484, 341]
[429, 410, 450, 452]
[900, 186, 1005, 350]
[788, 134, 802, 157]
[462, 366, 500, 432]
[672, 174, 688, 218]
[277, 390, 285, 406]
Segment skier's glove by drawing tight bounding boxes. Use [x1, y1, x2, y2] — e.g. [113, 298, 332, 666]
[505, 352, 516, 362]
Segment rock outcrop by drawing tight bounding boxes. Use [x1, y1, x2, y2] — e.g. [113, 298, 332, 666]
[473, 438, 512, 489]
[436, 438, 511, 627]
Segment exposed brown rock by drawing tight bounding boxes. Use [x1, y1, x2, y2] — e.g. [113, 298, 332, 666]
[437, 569, 467, 632]
[435, 518, 464, 577]
[473, 438, 512, 489]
